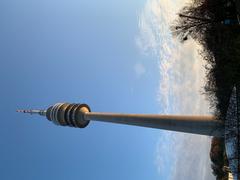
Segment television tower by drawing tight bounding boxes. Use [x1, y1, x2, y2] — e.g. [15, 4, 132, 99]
[17, 102, 224, 137]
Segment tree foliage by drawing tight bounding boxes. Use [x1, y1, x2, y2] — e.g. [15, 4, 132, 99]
[210, 137, 229, 179]
[171, 0, 227, 43]
[171, 0, 240, 120]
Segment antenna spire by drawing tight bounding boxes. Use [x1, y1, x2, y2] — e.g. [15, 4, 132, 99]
[16, 109, 46, 116]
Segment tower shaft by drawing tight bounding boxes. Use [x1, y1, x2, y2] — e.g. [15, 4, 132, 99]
[84, 112, 224, 137]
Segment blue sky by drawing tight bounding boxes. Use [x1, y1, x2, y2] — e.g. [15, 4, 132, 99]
[0, 0, 214, 179]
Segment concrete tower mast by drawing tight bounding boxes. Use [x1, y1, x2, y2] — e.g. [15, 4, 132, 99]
[17, 102, 224, 137]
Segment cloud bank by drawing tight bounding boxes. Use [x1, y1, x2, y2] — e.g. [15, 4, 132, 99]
[137, 0, 215, 179]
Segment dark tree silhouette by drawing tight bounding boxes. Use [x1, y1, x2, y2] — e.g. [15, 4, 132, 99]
[210, 137, 228, 179]
[171, 0, 240, 121]
[171, 0, 233, 43]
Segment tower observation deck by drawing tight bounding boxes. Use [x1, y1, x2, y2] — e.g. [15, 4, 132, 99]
[17, 102, 224, 137]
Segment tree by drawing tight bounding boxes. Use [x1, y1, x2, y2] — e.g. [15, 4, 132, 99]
[171, 0, 228, 43]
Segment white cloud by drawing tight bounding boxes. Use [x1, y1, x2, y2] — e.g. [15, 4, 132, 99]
[134, 63, 146, 77]
[155, 132, 213, 180]
[137, 0, 215, 179]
